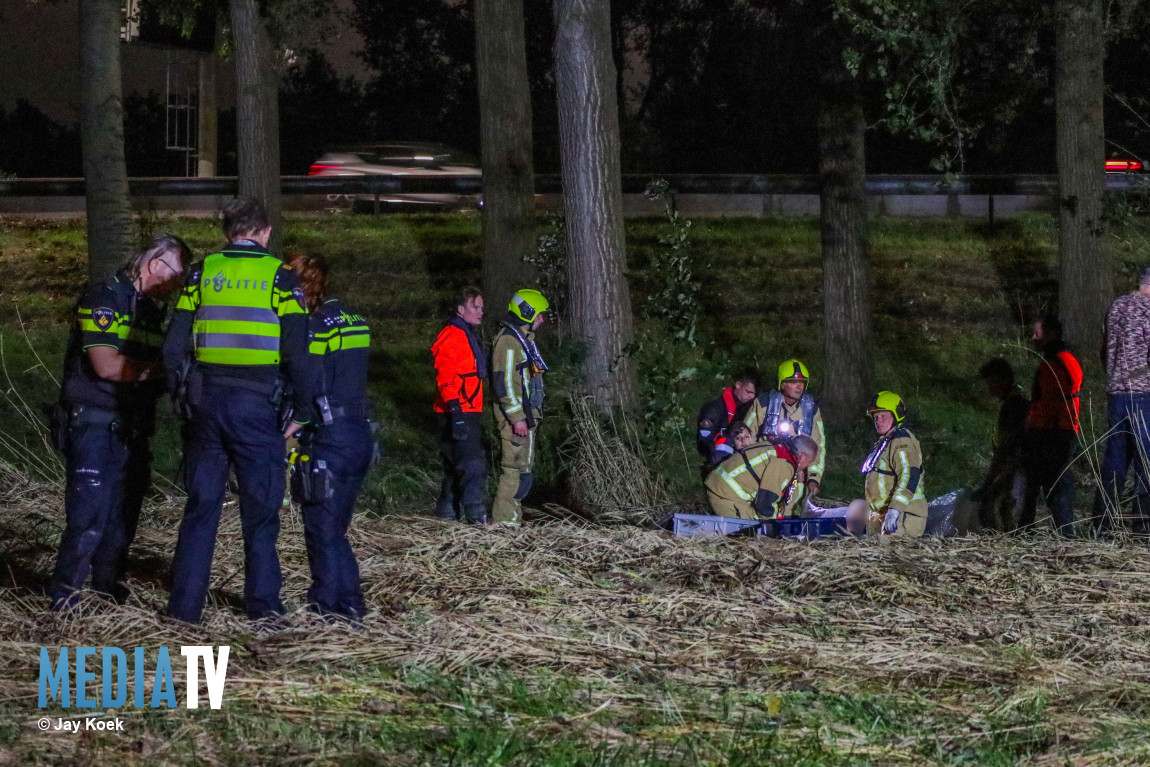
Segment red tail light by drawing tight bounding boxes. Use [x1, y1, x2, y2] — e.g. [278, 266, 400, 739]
[308, 164, 343, 175]
[1106, 159, 1143, 172]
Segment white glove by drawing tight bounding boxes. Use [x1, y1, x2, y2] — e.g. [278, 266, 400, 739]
[882, 509, 900, 534]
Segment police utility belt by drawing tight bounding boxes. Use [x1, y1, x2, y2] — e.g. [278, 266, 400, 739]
[47, 402, 152, 452]
[289, 450, 333, 505]
[173, 359, 293, 428]
[314, 396, 371, 427]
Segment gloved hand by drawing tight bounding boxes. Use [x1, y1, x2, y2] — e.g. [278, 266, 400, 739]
[882, 508, 900, 534]
[449, 403, 469, 441]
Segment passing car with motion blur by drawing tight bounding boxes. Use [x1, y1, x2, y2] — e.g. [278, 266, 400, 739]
[309, 143, 482, 212]
[1106, 158, 1144, 173]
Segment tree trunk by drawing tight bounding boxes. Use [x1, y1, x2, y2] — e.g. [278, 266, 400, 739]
[476, 0, 537, 310]
[231, 0, 282, 251]
[818, 59, 872, 429]
[197, 50, 218, 178]
[78, 0, 133, 280]
[1055, 0, 1109, 352]
[554, 0, 637, 410]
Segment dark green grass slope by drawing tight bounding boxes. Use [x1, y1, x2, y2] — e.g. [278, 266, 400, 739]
[0, 212, 1139, 514]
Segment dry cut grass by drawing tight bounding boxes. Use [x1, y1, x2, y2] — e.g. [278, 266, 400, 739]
[1, 466, 1150, 764]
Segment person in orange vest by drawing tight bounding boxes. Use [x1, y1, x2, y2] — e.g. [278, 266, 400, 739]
[431, 286, 488, 524]
[1020, 314, 1083, 536]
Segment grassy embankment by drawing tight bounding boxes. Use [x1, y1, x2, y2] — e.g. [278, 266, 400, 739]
[3, 210, 1138, 506]
[1, 212, 1149, 765]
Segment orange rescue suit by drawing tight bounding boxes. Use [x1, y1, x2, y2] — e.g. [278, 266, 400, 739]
[432, 320, 485, 413]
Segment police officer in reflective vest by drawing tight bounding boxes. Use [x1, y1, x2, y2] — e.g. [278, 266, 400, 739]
[286, 253, 372, 621]
[432, 286, 487, 524]
[744, 359, 826, 500]
[50, 234, 189, 608]
[491, 289, 549, 526]
[162, 197, 316, 623]
[861, 391, 927, 537]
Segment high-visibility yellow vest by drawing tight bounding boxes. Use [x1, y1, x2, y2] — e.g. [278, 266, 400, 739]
[185, 251, 287, 365]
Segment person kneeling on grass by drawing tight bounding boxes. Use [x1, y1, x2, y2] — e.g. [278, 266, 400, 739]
[704, 428, 819, 519]
[858, 391, 927, 537]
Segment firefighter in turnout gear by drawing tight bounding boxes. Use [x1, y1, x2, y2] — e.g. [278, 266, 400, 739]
[705, 426, 820, 520]
[287, 253, 372, 622]
[432, 286, 488, 524]
[861, 391, 927, 537]
[162, 197, 317, 623]
[744, 359, 826, 500]
[49, 234, 190, 609]
[491, 289, 549, 525]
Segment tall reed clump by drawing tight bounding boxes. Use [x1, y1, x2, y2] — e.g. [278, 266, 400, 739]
[566, 394, 672, 526]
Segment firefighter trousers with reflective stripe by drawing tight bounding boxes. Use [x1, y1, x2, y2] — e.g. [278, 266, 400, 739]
[866, 508, 927, 538]
[494, 418, 536, 525]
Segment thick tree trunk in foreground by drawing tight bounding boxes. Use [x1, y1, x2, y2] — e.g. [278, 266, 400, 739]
[554, 0, 637, 410]
[79, 0, 133, 280]
[818, 60, 872, 429]
[1055, 0, 1109, 352]
[476, 0, 537, 310]
[231, 0, 282, 251]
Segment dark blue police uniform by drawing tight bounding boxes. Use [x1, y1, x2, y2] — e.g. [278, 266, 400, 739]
[161, 240, 315, 623]
[299, 298, 373, 619]
[51, 272, 167, 606]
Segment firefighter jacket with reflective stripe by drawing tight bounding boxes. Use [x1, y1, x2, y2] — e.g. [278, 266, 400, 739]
[432, 317, 485, 413]
[492, 320, 542, 425]
[863, 427, 927, 519]
[309, 297, 370, 410]
[161, 241, 316, 422]
[744, 391, 826, 483]
[61, 271, 166, 414]
[1027, 347, 1082, 433]
[705, 442, 801, 520]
